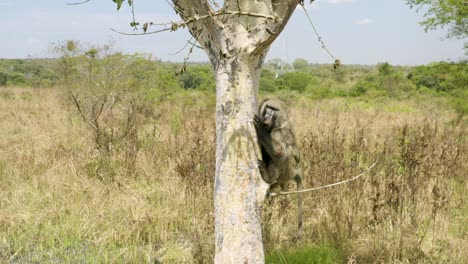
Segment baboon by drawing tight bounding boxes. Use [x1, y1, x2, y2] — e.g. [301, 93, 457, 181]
[254, 98, 303, 239]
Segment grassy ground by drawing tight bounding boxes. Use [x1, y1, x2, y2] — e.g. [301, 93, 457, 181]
[0, 87, 466, 263]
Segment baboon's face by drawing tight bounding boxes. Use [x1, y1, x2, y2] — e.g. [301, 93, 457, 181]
[261, 105, 278, 131]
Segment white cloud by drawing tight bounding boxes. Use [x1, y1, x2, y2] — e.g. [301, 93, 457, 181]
[356, 18, 373, 25]
[327, 0, 354, 4]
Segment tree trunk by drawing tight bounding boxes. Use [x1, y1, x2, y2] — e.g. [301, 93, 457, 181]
[168, 2, 302, 262]
[213, 53, 270, 263]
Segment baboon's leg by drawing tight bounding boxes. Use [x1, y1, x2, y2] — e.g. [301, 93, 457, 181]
[295, 175, 303, 240]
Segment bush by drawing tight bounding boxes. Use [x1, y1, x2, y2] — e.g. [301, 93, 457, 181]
[333, 67, 346, 83]
[6, 72, 25, 86]
[279, 72, 315, 92]
[349, 76, 377, 96]
[350, 63, 416, 97]
[53, 41, 152, 179]
[408, 61, 468, 92]
[177, 64, 214, 91]
[305, 84, 333, 99]
[450, 89, 468, 117]
[260, 69, 279, 92]
[0, 59, 58, 87]
[293, 58, 309, 71]
[378, 62, 394, 76]
[0, 72, 6, 86]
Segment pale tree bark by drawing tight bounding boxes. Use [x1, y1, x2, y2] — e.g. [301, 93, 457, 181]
[172, 0, 301, 262]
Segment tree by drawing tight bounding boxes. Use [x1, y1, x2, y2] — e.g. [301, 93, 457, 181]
[108, 0, 303, 263]
[280, 71, 313, 92]
[259, 69, 278, 92]
[293, 58, 309, 71]
[406, 0, 467, 39]
[377, 62, 394, 76]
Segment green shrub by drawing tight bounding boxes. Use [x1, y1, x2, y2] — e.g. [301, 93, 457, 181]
[305, 84, 333, 99]
[0, 58, 58, 87]
[52, 41, 149, 180]
[350, 63, 416, 97]
[279, 72, 315, 92]
[378, 62, 394, 76]
[408, 61, 468, 92]
[0, 72, 6, 86]
[450, 89, 468, 117]
[333, 67, 346, 83]
[6, 72, 25, 86]
[178, 64, 214, 91]
[349, 76, 377, 96]
[260, 69, 279, 92]
[379, 73, 416, 96]
[293, 58, 309, 71]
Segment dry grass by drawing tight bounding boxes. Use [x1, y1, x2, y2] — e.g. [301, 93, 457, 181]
[0, 87, 466, 263]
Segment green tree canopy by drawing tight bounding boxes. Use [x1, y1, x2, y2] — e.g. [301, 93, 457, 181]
[293, 58, 309, 71]
[279, 72, 314, 92]
[407, 0, 467, 39]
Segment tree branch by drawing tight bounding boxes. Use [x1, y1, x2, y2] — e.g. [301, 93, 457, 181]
[110, 10, 276, 36]
[66, 0, 91, 5]
[172, 0, 222, 60]
[253, 0, 302, 55]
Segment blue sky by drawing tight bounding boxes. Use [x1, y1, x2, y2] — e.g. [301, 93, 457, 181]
[0, 0, 465, 65]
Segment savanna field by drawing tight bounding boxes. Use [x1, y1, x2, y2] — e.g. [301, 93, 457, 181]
[0, 52, 467, 263]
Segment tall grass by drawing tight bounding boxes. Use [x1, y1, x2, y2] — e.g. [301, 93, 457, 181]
[0, 87, 466, 263]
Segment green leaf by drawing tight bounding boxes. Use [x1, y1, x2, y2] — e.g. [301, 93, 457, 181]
[113, 0, 124, 10]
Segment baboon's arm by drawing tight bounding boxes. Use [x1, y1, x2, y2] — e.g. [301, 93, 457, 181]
[254, 115, 284, 160]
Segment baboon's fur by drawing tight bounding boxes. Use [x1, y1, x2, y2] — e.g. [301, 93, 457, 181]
[255, 98, 303, 239]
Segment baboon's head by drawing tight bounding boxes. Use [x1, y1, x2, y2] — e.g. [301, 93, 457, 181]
[261, 104, 278, 131]
[259, 99, 287, 131]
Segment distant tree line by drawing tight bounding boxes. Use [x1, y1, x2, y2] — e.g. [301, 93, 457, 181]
[0, 56, 466, 115]
[0, 59, 58, 87]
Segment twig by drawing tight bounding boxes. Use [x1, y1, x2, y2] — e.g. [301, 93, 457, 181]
[176, 42, 196, 75]
[208, 0, 221, 9]
[130, 0, 138, 30]
[169, 37, 195, 55]
[269, 163, 377, 197]
[111, 27, 171, 35]
[187, 39, 203, 49]
[300, 3, 337, 60]
[66, 0, 91, 5]
[111, 10, 278, 36]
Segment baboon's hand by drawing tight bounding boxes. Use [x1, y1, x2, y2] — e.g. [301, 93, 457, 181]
[258, 159, 267, 170]
[254, 114, 266, 135]
[258, 159, 272, 184]
[254, 114, 260, 127]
